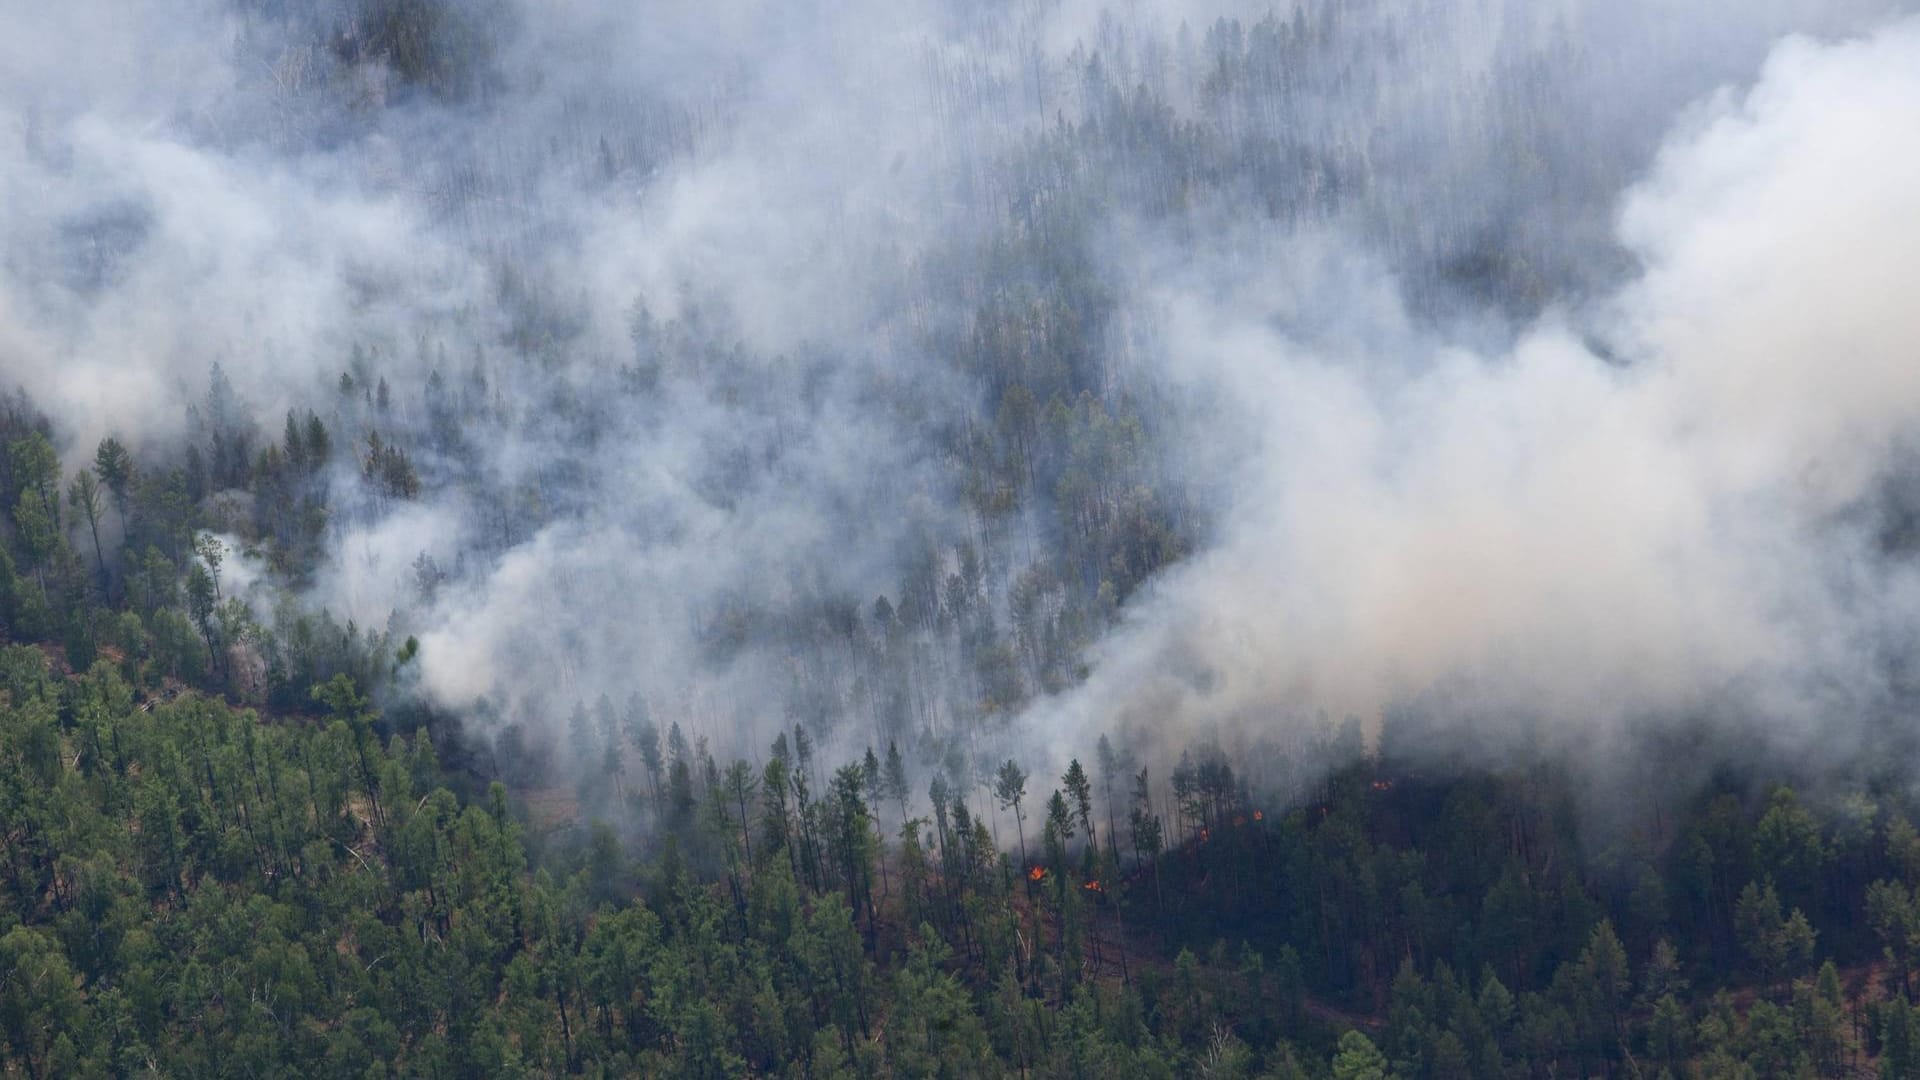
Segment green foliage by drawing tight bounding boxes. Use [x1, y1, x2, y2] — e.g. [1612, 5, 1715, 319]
[0, 323, 1906, 1079]
[0, 633, 1908, 1079]
[1332, 1030, 1392, 1080]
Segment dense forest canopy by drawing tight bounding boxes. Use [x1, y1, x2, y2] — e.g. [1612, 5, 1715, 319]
[6, 0, 1920, 1075]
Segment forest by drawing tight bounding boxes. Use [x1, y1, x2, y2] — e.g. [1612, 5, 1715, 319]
[7, 0, 1920, 1075]
[13, 626, 1920, 1077]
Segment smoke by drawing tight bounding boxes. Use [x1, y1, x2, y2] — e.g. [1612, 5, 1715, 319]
[1039, 17, 1920, 780]
[4, 0, 1919, 811]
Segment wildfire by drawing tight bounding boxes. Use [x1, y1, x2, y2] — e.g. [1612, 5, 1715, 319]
[1083, 880, 1103, 892]
[1253, 810, 1264, 821]
[1028, 866, 1046, 881]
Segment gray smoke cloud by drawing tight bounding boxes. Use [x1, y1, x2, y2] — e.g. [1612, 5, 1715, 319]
[4, 0, 1919, 811]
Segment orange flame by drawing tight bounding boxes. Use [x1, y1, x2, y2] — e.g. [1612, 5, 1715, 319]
[1253, 810, 1264, 821]
[1084, 879, 1103, 892]
[1028, 866, 1046, 881]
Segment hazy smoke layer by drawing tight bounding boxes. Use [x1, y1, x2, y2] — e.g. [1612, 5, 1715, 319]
[4, 0, 1918, 799]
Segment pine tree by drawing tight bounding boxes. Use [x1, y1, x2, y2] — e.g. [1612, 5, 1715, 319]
[994, 759, 1029, 872]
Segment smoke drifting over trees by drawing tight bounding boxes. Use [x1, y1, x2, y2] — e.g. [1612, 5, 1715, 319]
[4, 0, 1920, 811]
[17, 0, 1920, 1076]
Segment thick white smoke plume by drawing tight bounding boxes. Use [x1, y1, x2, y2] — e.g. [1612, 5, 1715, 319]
[1042, 18, 1920, 773]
